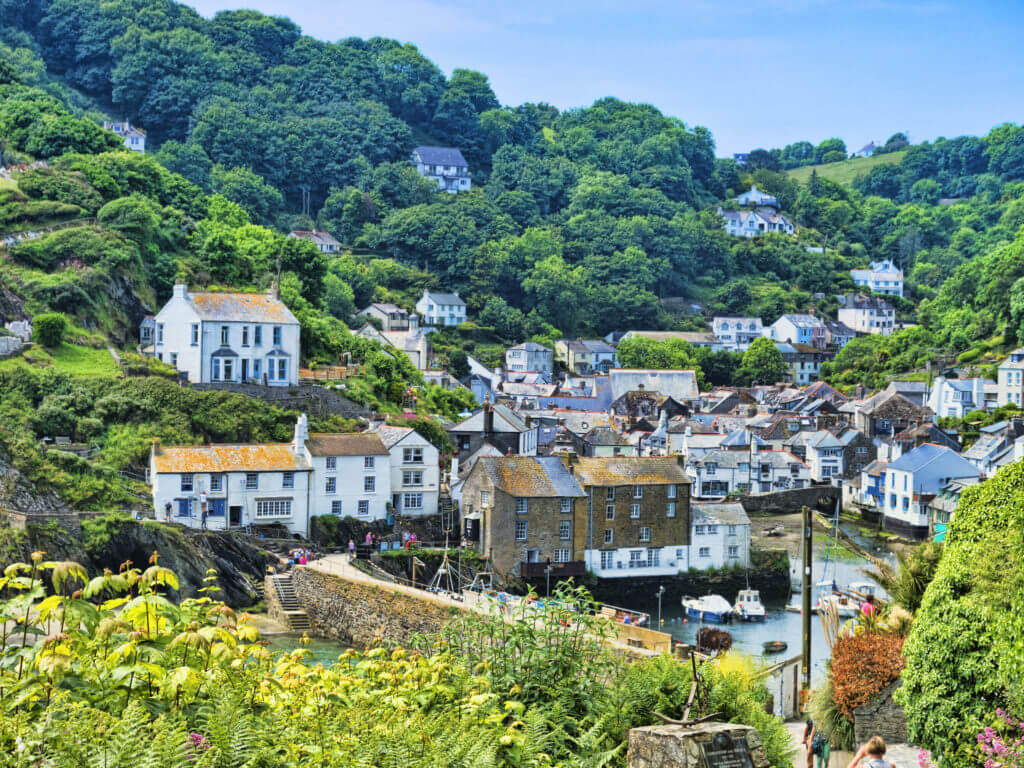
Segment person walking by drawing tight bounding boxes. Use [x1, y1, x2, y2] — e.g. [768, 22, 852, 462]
[348, 539, 356, 560]
[847, 736, 895, 768]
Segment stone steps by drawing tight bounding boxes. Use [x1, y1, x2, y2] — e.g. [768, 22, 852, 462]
[271, 573, 309, 631]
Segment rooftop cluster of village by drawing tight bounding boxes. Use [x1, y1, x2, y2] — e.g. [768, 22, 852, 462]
[139, 272, 1024, 585]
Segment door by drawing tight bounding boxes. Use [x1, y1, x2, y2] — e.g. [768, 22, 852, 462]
[229, 506, 242, 526]
[209, 498, 226, 519]
[177, 498, 191, 518]
[241, 359, 249, 382]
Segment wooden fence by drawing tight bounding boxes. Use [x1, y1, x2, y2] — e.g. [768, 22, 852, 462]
[299, 365, 363, 381]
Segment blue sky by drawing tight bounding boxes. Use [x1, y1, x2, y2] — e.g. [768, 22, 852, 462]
[185, 0, 1024, 156]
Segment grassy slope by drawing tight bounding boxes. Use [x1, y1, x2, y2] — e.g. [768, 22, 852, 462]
[786, 151, 907, 186]
[0, 177, 17, 191]
[0, 343, 120, 377]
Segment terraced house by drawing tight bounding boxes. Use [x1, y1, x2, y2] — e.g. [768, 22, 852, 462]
[460, 455, 691, 582]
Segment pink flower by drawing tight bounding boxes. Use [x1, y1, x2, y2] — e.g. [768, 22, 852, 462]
[860, 602, 876, 616]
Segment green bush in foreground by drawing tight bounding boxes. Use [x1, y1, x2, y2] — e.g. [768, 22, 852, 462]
[30, 312, 67, 348]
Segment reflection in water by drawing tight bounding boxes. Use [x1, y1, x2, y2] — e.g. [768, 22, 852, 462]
[265, 634, 351, 665]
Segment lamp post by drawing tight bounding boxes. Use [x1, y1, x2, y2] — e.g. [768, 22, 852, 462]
[545, 565, 554, 598]
[656, 585, 666, 628]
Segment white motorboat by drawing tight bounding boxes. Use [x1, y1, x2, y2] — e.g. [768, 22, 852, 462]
[815, 581, 861, 618]
[733, 588, 767, 622]
[682, 594, 734, 623]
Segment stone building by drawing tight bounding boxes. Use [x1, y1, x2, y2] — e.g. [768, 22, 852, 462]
[447, 402, 538, 462]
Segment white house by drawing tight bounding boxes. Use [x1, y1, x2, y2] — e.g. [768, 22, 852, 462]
[838, 294, 895, 336]
[505, 342, 554, 375]
[850, 260, 904, 297]
[851, 141, 877, 158]
[288, 230, 341, 254]
[668, 426, 726, 458]
[997, 348, 1024, 407]
[786, 430, 844, 482]
[153, 284, 301, 386]
[882, 443, 981, 539]
[927, 377, 991, 420]
[610, 369, 700, 405]
[711, 316, 764, 351]
[148, 416, 394, 536]
[690, 502, 751, 569]
[687, 448, 812, 497]
[735, 185, 779, 209]
[416, 290, 467, 327]
[356, 303, 412, 331]
[369, 424, 440, 517]
[104, 121, 146, 152]
[718, 208, 795, 238]
[410, 146, 471, 193]
[765, 314, 826, 348]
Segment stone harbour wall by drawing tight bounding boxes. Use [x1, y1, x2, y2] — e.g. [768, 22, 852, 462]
[290, 565, 468, 647]
[740, 485, 840, 517]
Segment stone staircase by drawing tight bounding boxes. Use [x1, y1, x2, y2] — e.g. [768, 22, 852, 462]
[270, 573, 310, 632]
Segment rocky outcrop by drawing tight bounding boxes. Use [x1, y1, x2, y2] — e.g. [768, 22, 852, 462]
[0, 449, 70, 515]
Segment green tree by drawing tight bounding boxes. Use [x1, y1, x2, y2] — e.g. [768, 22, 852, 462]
[735, 337, 788, 385]
[32, 312, 68, 347]
[210, 164, 283, 225]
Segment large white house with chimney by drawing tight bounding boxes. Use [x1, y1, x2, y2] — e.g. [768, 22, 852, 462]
[153, 284, 301, 386]
[149, 415, 393, 536]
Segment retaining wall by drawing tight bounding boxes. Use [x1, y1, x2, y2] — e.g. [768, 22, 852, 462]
[853, 679, 908, 746]
[191, 382, 371, 419]
[739, 485, 840, 516]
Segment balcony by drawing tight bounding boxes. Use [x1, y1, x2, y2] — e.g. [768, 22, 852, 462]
[520, 560, 586, 579]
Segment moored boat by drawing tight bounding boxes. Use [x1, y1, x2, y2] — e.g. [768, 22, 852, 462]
[733, 588, 767, 622]
[682, 594, 733, 623]
[762, 640, 788, 654]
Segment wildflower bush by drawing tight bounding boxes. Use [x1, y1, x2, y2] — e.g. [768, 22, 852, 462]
[830, 632, 905, 719]
[0, 555, 794, 767]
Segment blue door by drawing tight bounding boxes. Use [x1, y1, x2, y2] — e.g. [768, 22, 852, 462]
[209, 498, 226, 518]
[177, 498, 191, 517]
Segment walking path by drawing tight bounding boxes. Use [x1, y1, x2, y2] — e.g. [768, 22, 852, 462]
[785, 722, 920, 767]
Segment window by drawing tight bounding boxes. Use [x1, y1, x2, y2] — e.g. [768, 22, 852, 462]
[191, 324, 199, 346]
[242, 326, 249, 347]
[705, 463, 717, 475]
[357, 500, 369, 516]
[629, 550, 645, 568]
[516, 498, 528, 514]
[606, 504, 615, 520]
[282, 471, 294, 489]
[180, 474, 194, 492]
[403, 470, 423, 486]
[640, 526, 651, 542]
[325, 477, 336, 494]
[253, 326, 262, 346]
[404, 492, 423, 510]
[695, 524, 705, 535]
[889, 494, 897, 508]
[554, 549, 570, 563]
[647, 548, 660, 567]
[212, 358, 221, 380]
[364, 476, 375, 493]
[169, 352, 178, 366]
[157, 323, 164, 343]
[707, 524, 718, 534]
[606, 487, 615, 500]
[210, 474, 222, 492]
[727, 524, 737, 536]
[667, 502, 676, 518]
[403, 447, 423, 464]
[903, 475, 908, 491]
[600, 551, 615, 569]
[364, 456, 375, 469]
[220, 326, 229, 346]
[245, 473, 257, 490]
[560, 498, 571, 514]
[902, 497, 910, 511]
[559, 520, 571, 540]
[331, 500, 341, 515]
[699, 547, 710, 558]
[326, 456, 337, 471]
[604, 529, 614, 544]
[633, 485, 643, 498]
[223, 359, 233, 380]
[676, 548, 685, 560]
[278, 359, 287, 380]
[272, 326, 282, 346]
[728, 545, 739, 558]
[667, 484, 676, 499]
[481, 490, 491, 507]
[255, 499, 291, 518]
[515, 520, 528, 540]
[630, 504, 640, 519]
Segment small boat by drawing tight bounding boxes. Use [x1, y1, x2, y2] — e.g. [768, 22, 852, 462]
[762, 640, 788, 654]
[848, 580, 884, 601]
[682, 594, 733, 623]
[763, 524, 785, 537]
[815, 581, 861, 618]
[733, 589, 767, 622]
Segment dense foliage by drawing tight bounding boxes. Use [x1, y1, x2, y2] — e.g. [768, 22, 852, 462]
[898, 459, 1024, 766]
[829, 633, 905, 720]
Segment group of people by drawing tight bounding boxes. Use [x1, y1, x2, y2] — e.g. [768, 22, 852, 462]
[803, 722, 897, 768]
[287, 548, 313, 566]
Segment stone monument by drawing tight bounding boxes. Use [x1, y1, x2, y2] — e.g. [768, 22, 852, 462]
[627, 722, 769, 768]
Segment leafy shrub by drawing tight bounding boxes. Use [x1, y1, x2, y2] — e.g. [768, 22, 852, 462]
[831, 633, 905, 720]
[31, 312, 67, 347]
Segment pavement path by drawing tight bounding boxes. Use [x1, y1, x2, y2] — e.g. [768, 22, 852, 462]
[785, 722, 921, 768]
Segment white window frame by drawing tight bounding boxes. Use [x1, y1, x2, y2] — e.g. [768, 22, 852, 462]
[630, 503, 640, 519]
[364, 476, 375, 493]
[604, 529, 614, 544]
[403, 492, 424, 510]
[255, 498, 292, 519]
[515, 520, 528, 540]
[326, 456, 337, 470]
[606, 504, 615, 520]
[516, 498, 528, 514]
[553, 548, 570, 564]
[633, 485, 643, 499]
[558, 520, 571, 540]
[560, 497, 571, 514]
[245, 473, 258, 490]
[640, 526, 651, 542]
[325, 477, 336, 494]
[403, 447, 424, 464]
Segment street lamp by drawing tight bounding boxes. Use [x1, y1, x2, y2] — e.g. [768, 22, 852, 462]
[545, 565, 554, 598]
[656, 585, 666, 628]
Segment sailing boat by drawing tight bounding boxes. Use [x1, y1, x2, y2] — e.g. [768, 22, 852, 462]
[815, 497, 861, 618]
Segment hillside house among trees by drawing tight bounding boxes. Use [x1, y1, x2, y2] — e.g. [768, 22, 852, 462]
[851, 259, 904, 297]
[103, 120, 146, 152]
[288, 230, 341, 254]
[838, 294, 896, 335]
[153, 284, 300, 386]
[717, 207, 795, 237]
[410, 146, 471, 193]
[735, 184, 779, 208]
[416, 290, 467, 326]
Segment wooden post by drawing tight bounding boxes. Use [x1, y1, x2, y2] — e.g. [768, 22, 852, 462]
[801, 505, 813, 694]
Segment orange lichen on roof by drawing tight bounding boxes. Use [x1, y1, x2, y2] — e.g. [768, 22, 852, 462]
[153, 444, 309, 474]
[189, 292, 298, 324]
[305, 433, 389, 456]
[572, 457, 690, 487]
[480, 456, 584, 497]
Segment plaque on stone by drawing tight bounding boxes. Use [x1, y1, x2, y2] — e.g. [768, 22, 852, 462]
[698, 730, 755, 768]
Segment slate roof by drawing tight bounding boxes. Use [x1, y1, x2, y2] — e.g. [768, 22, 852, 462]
[305, 432, 390, 457]
[862, 460, 889, 476]
[694, 450, 807, 469]
[583, 426, 630, 446]
[692, 502, 750, 526]
[508, 342, 551, 352]
[449, 403, 529, 433]
[477, 456, 585, 497]
[887, 443, 977, 474]
[843, 294, 893, 311]
[412, 146, 469, 167]
[188, 291, 298, 324]
[422, 290, 466, 307]
[777, 314, 824, 328]
[572, 457, 690, 486]
[152, 444, 310, 474]
[610, 369, 700, 401]
[999, 349, 1024, 370]
[787, 430, 843, 449]
[963, 433, 1005, 460]
[721, 428, 767, 448]
[368, 425, 415, 449]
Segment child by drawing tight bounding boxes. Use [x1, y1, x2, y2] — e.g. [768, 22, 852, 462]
[847, 736, 895, 768]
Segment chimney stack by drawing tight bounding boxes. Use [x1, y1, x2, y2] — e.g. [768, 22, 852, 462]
[293, 413, 309, 450]
[172, 280, 188, 299]
[483, 401, 495, 443]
